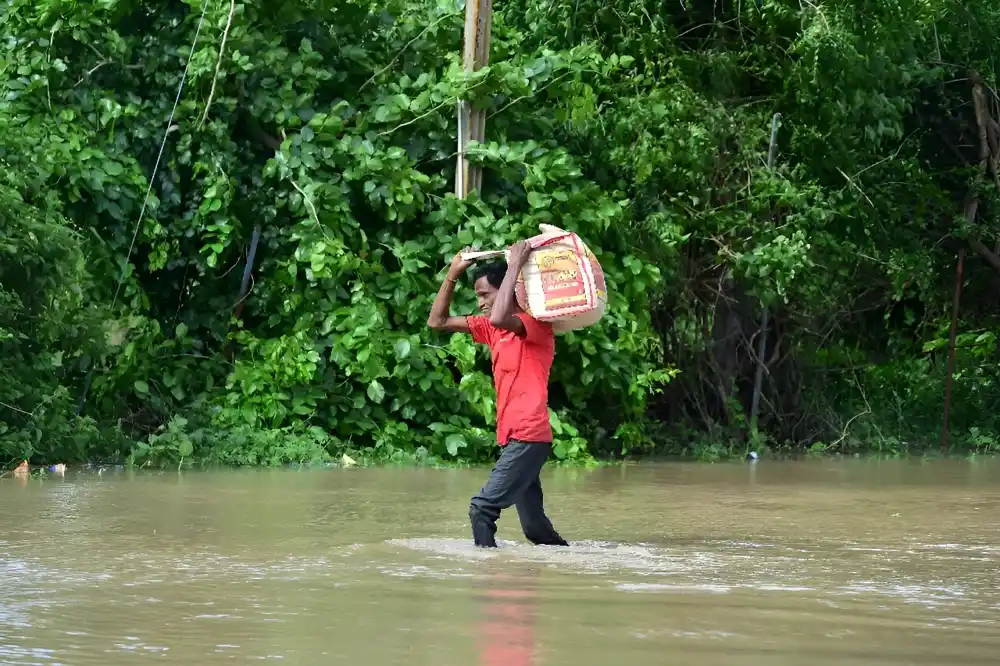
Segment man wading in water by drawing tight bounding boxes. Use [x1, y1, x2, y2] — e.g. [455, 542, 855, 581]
[427, 241, 569, 548]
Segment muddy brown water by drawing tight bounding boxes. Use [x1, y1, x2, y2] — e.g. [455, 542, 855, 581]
[1, 458, 998, 665]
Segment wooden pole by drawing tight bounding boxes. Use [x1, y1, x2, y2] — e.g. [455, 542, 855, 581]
[455, 0, 493, 199]
[749, 113, 782, 434]
[940, 248, 965, 454]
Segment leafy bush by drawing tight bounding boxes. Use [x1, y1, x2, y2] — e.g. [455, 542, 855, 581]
[2, 0, 998, 466]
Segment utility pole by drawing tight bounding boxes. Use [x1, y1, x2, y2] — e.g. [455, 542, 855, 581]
[455, 0, 493, 199]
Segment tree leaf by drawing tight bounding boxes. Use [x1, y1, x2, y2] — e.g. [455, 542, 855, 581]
[445, 433, 467, 456]
[552, 441, 567, 459]
[367, 380, 385, 404]
[134, 380, 149, 394]
[527, 191, 547, 208]
[394, 338, 411, 360]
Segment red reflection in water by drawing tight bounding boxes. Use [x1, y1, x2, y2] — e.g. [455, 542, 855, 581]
[477, 574, 538, 666]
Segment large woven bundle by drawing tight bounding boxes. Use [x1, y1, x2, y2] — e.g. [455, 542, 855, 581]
[462, 224, 607, 332]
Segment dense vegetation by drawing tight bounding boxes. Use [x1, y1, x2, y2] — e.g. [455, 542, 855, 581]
[2, 0, 999, 467]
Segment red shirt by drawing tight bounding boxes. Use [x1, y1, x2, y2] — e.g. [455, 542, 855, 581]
[467, 313, 554, 445]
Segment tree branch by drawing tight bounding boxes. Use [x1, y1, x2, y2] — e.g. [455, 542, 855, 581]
[198, 0, 237, 131]
[965, 73, 1000, 273]
[967, 234, 1000, 273]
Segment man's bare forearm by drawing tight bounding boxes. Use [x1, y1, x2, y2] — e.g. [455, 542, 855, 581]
[427, 276, 458, 329]
[489, 268, 519, 326]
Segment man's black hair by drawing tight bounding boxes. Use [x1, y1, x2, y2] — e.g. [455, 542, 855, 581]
[471, 261, 508, 289]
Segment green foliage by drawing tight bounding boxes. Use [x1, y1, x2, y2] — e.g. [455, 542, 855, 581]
[519, 0, 1000, 456]
[0, 166, 116, 463]
[129, 415, 337, 468]
[2, 0, 999, 466]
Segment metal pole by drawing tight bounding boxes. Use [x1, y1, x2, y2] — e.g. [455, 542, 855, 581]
[749, 113, 782, 434]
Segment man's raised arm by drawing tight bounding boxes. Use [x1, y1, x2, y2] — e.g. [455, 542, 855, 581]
[427, 249, 473, 334]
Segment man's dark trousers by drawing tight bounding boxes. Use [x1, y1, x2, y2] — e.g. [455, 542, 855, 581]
[469, 440, 569, 548]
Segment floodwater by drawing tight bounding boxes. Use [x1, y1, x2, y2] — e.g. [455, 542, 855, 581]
[1, 459, 998, 665]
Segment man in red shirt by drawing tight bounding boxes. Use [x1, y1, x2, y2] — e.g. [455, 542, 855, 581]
[427, 241, 569, 548]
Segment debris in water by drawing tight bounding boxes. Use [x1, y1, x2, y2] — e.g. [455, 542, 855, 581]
[13, 460, 29, 477]
[341, 454, 358, 468]
[746, 451, 759, 462]
[51, 463, 67, 475]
